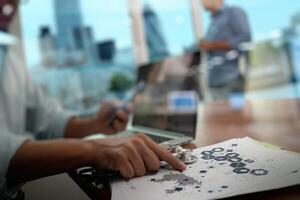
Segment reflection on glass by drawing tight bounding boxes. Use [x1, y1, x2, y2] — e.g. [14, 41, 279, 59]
[201, 0, 251, 101]
[20, 0, 135, 114]
[202, 0, 300, 99]
[143, 4, 169, 61]
[132, 52, 201, 137]
[141, 0, 196, 61]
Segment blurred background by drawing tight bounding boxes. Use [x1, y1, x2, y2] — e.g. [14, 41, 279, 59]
[17, 0, 300, 115]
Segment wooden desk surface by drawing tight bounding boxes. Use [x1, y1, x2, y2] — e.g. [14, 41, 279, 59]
[194, 99, 300, 199]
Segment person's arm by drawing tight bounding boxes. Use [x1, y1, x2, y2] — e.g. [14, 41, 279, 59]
[25, 68, 129, 140]
[7, 134, 186, 187]
[227, 7, 251, 49]
[200, 8, 251, 52]
[0, 130, 31, 195]
[65, 101, 130, 139]
[6, 139, 93, 186]
[200, 40, 231, 52]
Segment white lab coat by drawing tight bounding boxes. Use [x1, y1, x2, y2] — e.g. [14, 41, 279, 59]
[0, 36, 74, 199]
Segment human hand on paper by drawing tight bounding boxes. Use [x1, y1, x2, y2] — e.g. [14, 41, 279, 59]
[89, 134, 187, 178]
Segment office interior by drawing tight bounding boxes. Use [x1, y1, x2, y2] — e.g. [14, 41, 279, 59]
[2, 0, 300, 199]
[15, 0, 300, 114]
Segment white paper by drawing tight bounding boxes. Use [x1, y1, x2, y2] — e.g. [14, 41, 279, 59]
[219, 168, 300, 199]
[111, 138, 300, 200]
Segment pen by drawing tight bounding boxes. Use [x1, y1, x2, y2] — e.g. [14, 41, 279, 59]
[108, 81, 146, 127]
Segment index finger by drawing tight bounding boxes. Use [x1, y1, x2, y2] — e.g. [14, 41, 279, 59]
[138, 135, 186, 171]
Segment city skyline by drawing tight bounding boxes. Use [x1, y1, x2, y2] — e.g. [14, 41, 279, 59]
[143, 4, 169, 61]
[39, 0, 100, 67]
[54, 0, 84, 50]
[20, 0, 300, 68]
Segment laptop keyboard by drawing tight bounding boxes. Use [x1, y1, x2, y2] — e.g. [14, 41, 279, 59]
[145, 134, 172, 144]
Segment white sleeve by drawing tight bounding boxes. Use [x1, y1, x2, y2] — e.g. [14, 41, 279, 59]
[0, 131, 31, 188]
[25, 70, 76, 140]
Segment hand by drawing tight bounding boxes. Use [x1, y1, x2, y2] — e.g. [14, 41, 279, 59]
[64, 101, 131, 138]
[181, 143, 197, 150]
[199, 40, 215, 51]
[94, 101, 131, 135]
[89, 134, 187, 178]
[199, 40, 231, 51]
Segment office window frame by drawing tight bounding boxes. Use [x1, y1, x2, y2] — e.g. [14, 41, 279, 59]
[129, 0, 204, 65]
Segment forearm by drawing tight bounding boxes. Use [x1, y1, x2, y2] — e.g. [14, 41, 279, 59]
[211, 41, 231, 50]
[200, 41, 232, 51]
[7, 139, 94, 186]
[65, 117, 99, 138]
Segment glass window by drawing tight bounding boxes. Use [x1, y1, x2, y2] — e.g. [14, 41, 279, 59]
[20, 0, 136, 114]
[201, 0, 300, 99]
[141, 0, 196, 61]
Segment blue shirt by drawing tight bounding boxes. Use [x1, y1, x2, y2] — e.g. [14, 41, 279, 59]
[206, 5, 251, 87]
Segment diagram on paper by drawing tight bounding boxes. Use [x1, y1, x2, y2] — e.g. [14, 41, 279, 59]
[111, 138, 300, 200]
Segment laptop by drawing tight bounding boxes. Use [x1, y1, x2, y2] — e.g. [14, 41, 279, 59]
[120, 51, 202, 148]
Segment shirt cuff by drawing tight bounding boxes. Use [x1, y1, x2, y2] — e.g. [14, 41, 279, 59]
[48, 111, 75, 139]
[0, 134, 31, 179]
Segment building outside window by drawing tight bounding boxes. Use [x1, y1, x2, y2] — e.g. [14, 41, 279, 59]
[141, 0, 197, 61]
[20, 0, 136, 114]
[19, 0, 300, 113]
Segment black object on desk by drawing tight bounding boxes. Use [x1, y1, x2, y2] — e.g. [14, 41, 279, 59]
[68, 168, 117, 200]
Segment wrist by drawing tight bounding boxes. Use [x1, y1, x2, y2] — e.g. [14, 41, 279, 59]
[80, 140, 97, 167]
[65, 116, 101, 138]
[88, 116, 102, 133]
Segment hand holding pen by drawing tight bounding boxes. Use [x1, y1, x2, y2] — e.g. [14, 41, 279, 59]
[94, 101, 132, 135]
[107, 81, 146, 129]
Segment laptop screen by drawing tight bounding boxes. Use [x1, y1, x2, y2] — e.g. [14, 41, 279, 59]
[132, 52, 201, 138]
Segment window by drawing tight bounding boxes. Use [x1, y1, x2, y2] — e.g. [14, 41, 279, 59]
[20, 0, 135, 114]
[202, 0, 300, 98]
[140, 0, 196, 61]
[20, 0, 300, 108]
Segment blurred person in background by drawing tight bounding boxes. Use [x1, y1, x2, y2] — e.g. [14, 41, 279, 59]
[200, 0, 251, 100]
[0, 1, 186, 199]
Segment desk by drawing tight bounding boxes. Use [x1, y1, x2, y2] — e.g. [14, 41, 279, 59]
[72, 99, 300, 200]
[194, 99, 300, 199]
[195, 99, 300, 152]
